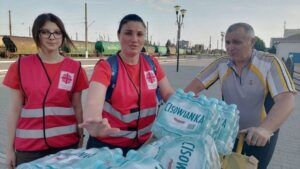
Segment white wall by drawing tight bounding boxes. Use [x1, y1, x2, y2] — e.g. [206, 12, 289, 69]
[276, 42, 300, 59]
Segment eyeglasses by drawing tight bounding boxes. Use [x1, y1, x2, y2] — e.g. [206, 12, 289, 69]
[39, 30, 63, 39]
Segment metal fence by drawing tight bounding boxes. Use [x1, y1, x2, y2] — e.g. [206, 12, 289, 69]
[293, 69, 300, 92]
[283, 57, 300, 92]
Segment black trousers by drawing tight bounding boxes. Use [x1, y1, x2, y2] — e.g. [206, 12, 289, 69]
[86, 136, 141, 156]
[233, 129, 279, 169]
[15, 143, 78, 167]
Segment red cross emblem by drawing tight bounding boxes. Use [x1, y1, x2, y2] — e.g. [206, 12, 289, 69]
[146, 71, 156, 83]
[61, 73, 73, 84]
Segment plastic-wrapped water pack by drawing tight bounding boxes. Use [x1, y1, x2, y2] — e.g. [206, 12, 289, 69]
[111, 149, 164, 169]
[152, 88, 217, 138]
[17, 147, 125, 169]
[212, 101, 239, 155]
[138, 136, 220, 169]
[151, 88, 239, 155]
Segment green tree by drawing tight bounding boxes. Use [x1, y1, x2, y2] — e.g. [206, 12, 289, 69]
[95, 41, 104, 57]
[166, 39, 171, 47]
[254, 36, 266, 51]
[61, 45, 70, 53]
[166, 39, 172, 55]
[267, 45, 277, 54]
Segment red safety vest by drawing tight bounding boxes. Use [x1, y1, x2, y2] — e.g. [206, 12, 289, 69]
[98, 55, 158, 148]
[15, 54, 80, 151]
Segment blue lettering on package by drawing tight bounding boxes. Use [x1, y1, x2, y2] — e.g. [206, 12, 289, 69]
[176, 142, 195, 169]
[164, 103, 205, 124]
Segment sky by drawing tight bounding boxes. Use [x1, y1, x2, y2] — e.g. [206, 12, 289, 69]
[0, 0, 300, 48]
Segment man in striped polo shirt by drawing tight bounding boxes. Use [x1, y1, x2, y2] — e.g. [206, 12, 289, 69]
[185, 22, 296, 169]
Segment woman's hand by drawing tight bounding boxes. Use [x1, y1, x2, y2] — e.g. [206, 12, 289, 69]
[77, 136, 84, 148]
[6, 148, 16, 169]
[79, 118, 120, 137]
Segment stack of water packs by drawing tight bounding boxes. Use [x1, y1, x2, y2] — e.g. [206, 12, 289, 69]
[152, 88, 239, 155]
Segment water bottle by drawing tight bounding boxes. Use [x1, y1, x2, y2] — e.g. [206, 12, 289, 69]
[214, 102, 239, 155]
[115, 149, 164, 169]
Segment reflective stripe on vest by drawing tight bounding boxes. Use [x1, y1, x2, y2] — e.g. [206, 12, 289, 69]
[103, 101, 156, 123]
[20, 107, 75, 117]
[16, 124, 77, 138]
[108, 124, 153, 139]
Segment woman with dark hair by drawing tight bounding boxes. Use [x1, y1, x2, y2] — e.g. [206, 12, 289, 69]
[3, 13, 88, 168]
[80, 14, 174, 155]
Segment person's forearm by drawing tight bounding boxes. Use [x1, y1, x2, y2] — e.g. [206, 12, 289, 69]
[260, 93, 295, 133]
[184, 78, 206, 94]
[83, 102, 103, 120]
[73, 95, 83, 123]
[7, 89, 22, 152]
[158, 77, 174, 102]
[161, 87, 174, 102]
[7, 111, 19, 151]
[72, 92, 84, 137]
[75, 108, 83, 124]
[83, 82, 106, 121]
[74, 107, 84, 135]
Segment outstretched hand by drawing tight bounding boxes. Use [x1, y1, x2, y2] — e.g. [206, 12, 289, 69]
[79, 118, 120, 137]
[239, 127, 273, 147]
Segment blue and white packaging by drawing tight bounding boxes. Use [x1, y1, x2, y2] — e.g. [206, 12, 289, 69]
[112, 150, 164, 169]
[152, 88, 217, 138]
[138, 136, 220, 169]
[152, 88, 240, 155]
[17, 147, 126, 169]
[213, 101, 239, 155]
[17, 148, 100, 169]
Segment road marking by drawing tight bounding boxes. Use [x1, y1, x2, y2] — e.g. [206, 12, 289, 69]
[0, 60, 14, 63]
[82, 65, 95, 68]
[0, 57, 197, 78]
[75, 58, 100, 61]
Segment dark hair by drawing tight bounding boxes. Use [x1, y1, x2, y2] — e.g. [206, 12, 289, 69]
[117, 14, 146, 34]
[226, 22, 255, 39]
[32, 13, 74, 48]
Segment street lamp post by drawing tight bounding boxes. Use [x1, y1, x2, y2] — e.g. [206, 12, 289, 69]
[174, 5, 186, 72]
[85, 3, 88, 58]
[220, 31, 225, 56]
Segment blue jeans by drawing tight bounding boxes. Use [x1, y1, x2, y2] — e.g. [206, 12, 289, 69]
[233, 129, 279, 169]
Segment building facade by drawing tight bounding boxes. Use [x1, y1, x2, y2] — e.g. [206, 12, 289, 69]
[270, 29, 300, 59]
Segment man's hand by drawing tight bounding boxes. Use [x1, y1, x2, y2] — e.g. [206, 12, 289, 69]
[79, 118, 120, 137]
[240, 127, 273, 147]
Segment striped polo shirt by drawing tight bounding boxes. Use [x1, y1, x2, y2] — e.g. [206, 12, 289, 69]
[196, 49, 296, 129]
